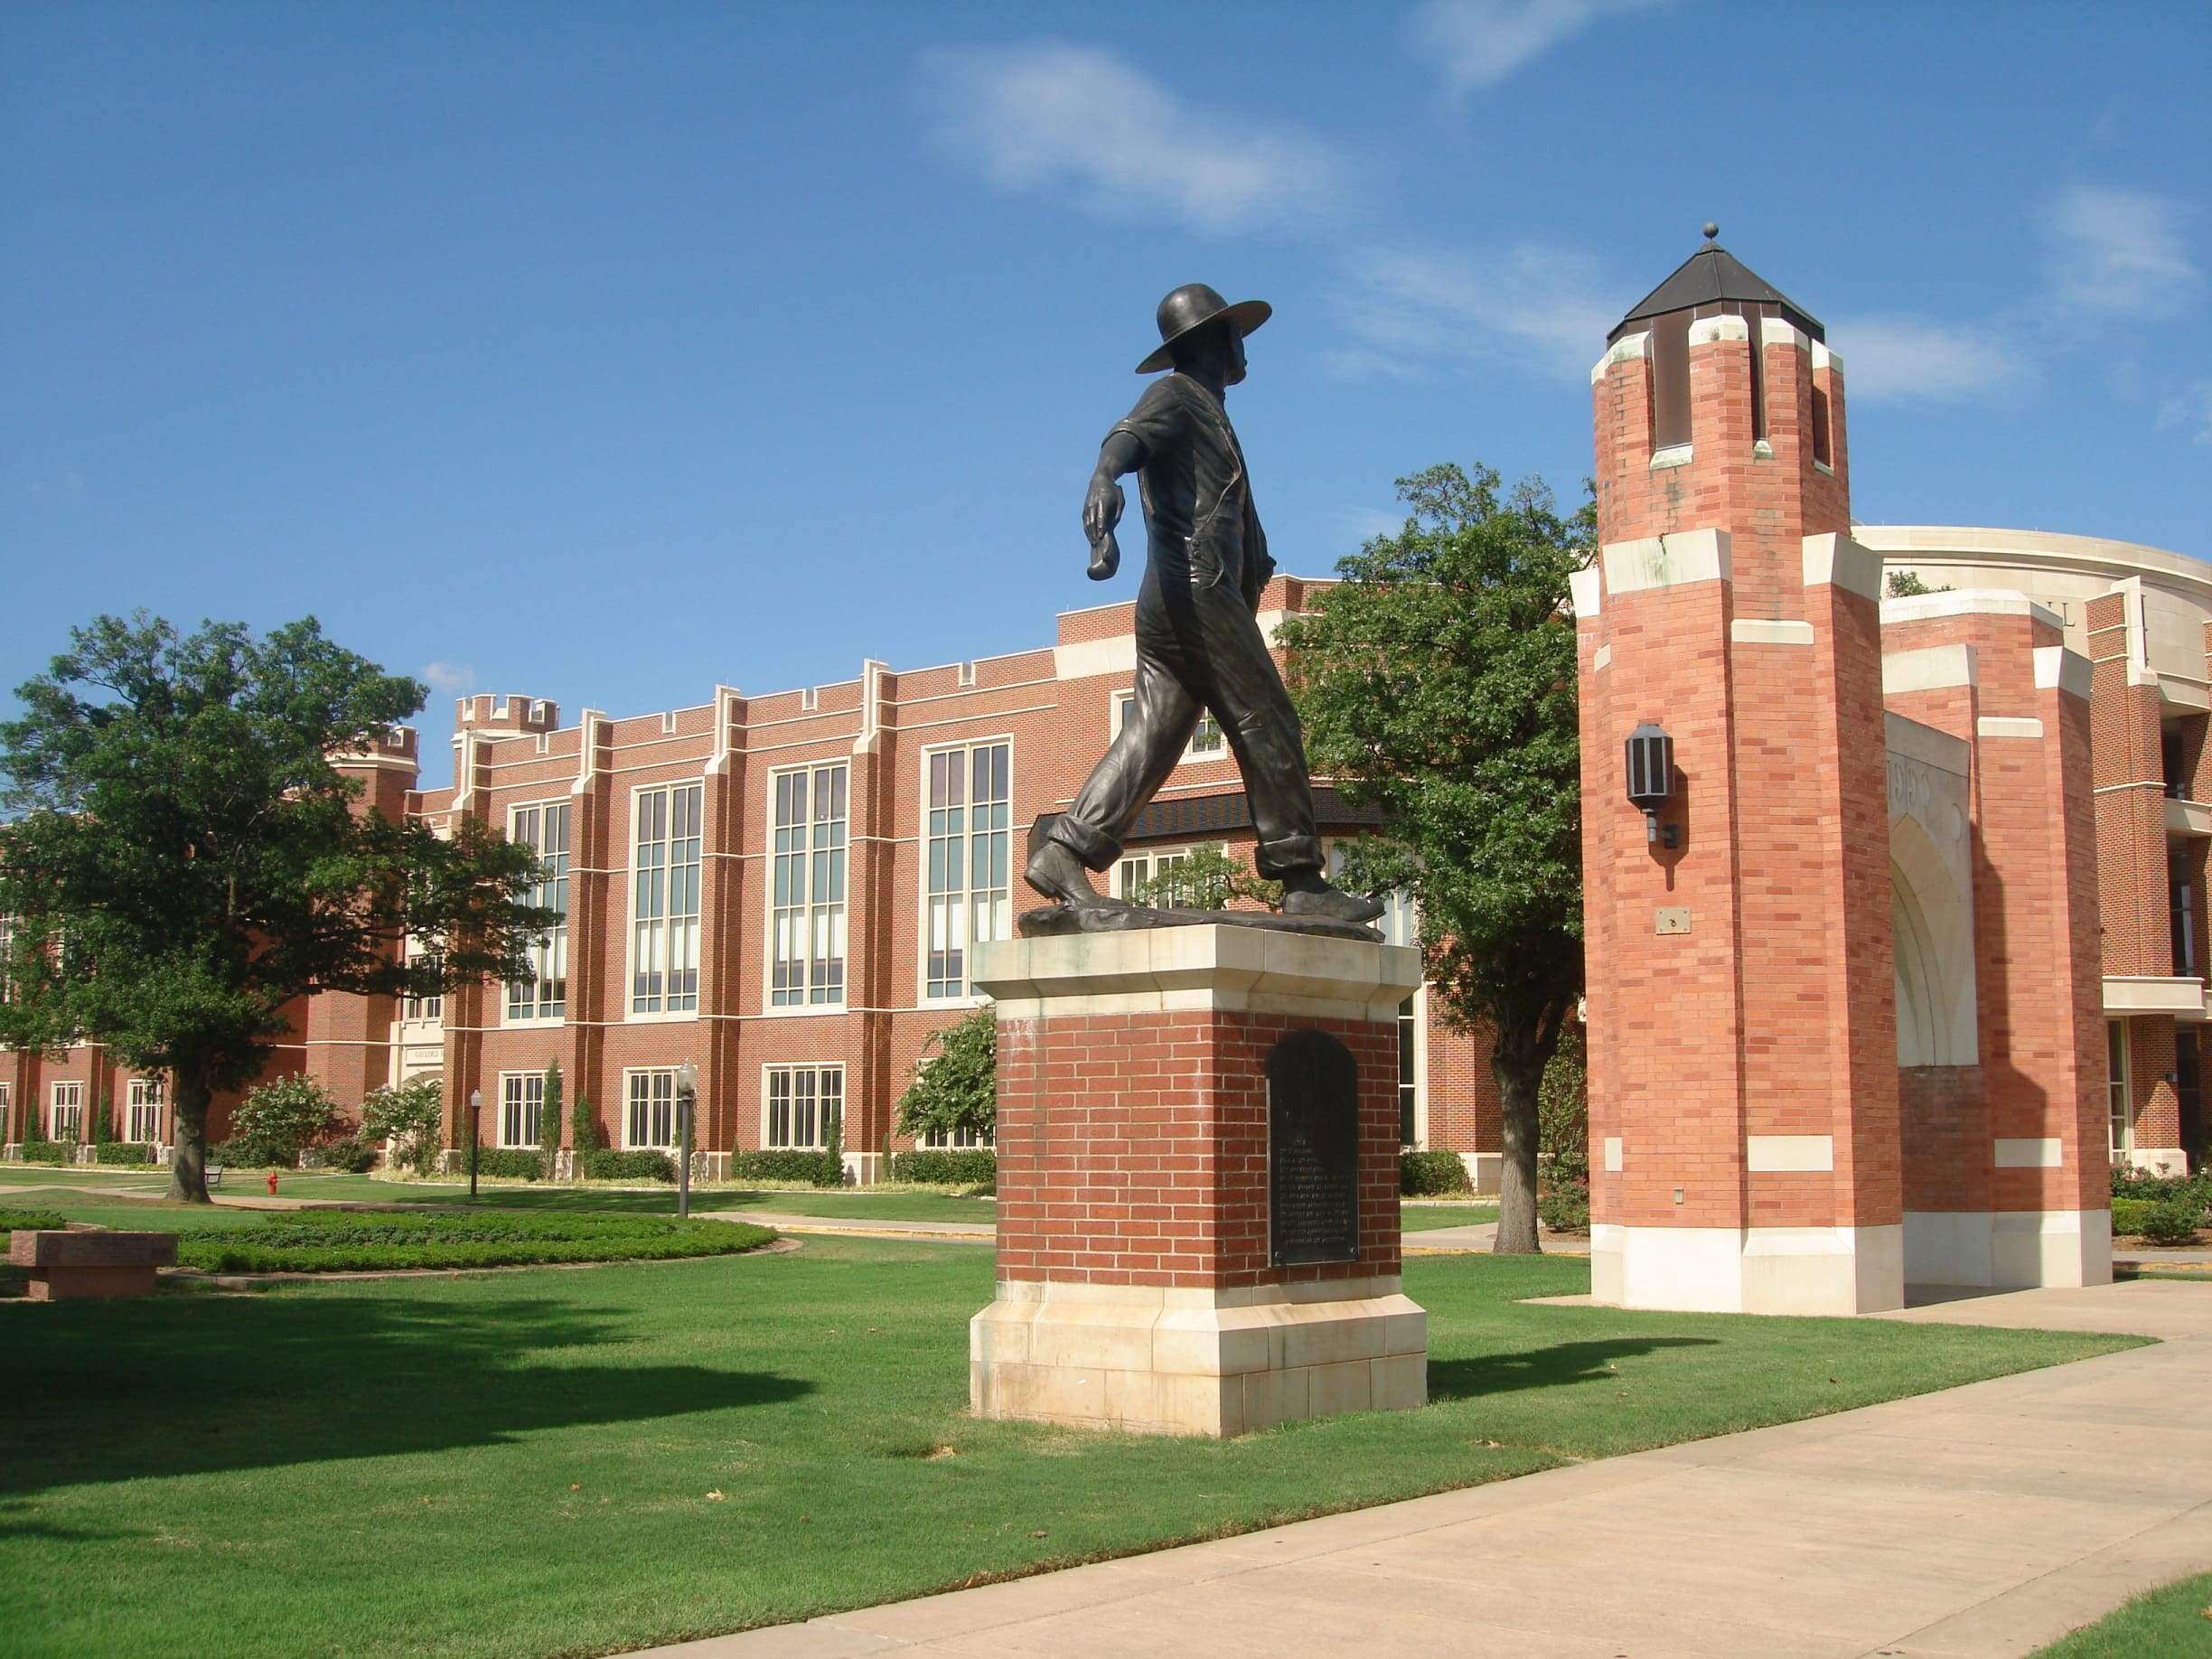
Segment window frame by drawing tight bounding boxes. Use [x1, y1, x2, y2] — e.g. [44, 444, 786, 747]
[2108, 1019, 2133, 1158]
[623, 1067, 682, 1151]
[50, 1080, 83, 1142]
[920, 737, 1015, 1005]
[504, 799, 572, 1025]
[1113, 841, 1226, 904]
[628, 780, 706, 1020]
[126, 1077, 165, 1144]
[1109, 690, 1227, 765]
[765, 761, 849, 1012]
[499, 1071, 546, 1148]
[762, 1064, 843, 1152]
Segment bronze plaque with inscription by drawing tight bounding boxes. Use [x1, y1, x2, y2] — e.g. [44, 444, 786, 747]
[1268, 1028, 1360, 1267]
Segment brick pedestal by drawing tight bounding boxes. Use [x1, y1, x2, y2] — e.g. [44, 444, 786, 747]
[10, 1230, 177, 1301]
[969, 925, 1427, 1437]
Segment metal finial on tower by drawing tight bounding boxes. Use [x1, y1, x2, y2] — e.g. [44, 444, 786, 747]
[1703, 221, 1720, 242]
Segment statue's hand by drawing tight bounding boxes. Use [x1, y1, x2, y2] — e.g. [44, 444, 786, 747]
[1083, 476, 1125, 581]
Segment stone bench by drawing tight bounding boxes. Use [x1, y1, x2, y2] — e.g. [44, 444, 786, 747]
[8, 1230, 178, 1301]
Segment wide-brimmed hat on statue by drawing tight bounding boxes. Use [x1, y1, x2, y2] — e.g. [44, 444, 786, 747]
[1136, 283, 1272, 374]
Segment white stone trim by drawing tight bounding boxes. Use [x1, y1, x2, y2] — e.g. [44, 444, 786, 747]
[2123, 1147, 2189, 1177]
[1568, 565, 1603, 619]
[1902, 1209, 2113, 1289]
[1601, 529, 1731, 595]
[1977, 716, 2045, 739]
[2103, 975, 2209, 1017]
[1883, 643, 1977, 696]
[1649, 443, 1694, 471]
[1993, 1137, 2063, 1168]
[1589, 330, 1650, 386]
[1802, 532, 1884, 601]
[1592, 643, 1612, 671]
[1760, 316, 1808, 351]
[1590, 1223, 1904, 1315]
[1054, 633, 1139, 681]
[1602, 1136, 1623, 1173]
[1730, 619, 1814, 646]
[2165, 798, 2212, 839]
[1688, 314, 1749, 345]
[973, 926, 1423, 1024]
[1811, 340, 1843, 376]
[971, 1283, 1427, 1437]
[1884, 712, 1972, 774]
[1747, 1134, 1833, 1172]
[1878, 586, 2067, 631]
[2033, 645, 2095, 698]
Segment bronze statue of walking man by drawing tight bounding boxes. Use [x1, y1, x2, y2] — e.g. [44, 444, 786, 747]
[1024, 284, 1384, 929]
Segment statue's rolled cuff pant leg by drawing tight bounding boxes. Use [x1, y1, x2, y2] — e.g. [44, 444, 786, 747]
[1044, 814, 1122, 875]
[1251, 833, 1323, 881]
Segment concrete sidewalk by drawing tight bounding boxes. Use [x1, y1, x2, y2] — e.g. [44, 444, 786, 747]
[698, 1211, 995, 1242]
[638, 1279, 2212, 1659]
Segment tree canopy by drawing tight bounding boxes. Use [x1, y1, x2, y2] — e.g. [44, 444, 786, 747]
[1279, 463, 1589, 1252]
[0, 613, 555, 1200]
[895, 1006, 997, 1146]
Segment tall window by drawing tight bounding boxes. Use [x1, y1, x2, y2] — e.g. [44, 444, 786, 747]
[0, 1083, 11, 1143]
[765, 1065, 841, 1150]
[633, 784, 703, 1015]
[127, 1078, 164, 1143]
[403, 937, 443, 1021]
[626, 1069, 679, 1149]
[2174, 854, 2198, 977]
[925, 744, 1010, 999]
[2109, 1020, 2132, 1158]
[501, 1073, 545, 1148]
[508, 802, 570, 1021]
[772, 765, 847, 1007]
[50, 1081, 83, 1141]
[1112, 693, 1223, 760]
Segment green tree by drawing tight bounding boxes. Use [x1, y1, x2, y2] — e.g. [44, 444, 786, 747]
[0, 614, 555, 1203]
[224, 1073, 342, 1168]
[539, 1060, 564, 1176]
[1129, 843, 1283, 912]
[817, 1100, 844, 1189]
[1279, 463, 1589, 1253]
[571, 1092, 602, 1162]
[361, 1076, 444, 1175]
[895, 1006, 998, 1147]
[90, 1086, 114, 1147]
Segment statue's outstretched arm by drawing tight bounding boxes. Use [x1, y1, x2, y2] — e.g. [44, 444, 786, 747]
[1083, 430, 1146, 581]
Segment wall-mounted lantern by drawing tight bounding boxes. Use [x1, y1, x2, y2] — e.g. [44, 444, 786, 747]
[1626, 723, 1679, 848]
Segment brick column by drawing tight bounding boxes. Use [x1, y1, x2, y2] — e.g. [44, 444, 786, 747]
[970, 926, 1424, 1438]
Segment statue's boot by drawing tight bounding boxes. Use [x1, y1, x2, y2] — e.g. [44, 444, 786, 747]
[1279, 873, 1387, 925]
[1024, 840, 1130, 911]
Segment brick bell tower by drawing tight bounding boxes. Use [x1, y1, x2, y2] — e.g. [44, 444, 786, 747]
[1573, 230, 1902, 1314]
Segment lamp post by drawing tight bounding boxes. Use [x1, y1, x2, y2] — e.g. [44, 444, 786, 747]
[1625, 722, 1677, 848]
[467, 1088, 482, 1202]
[674, 1059, 698, 1220]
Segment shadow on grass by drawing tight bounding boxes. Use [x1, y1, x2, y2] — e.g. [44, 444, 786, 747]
[1427, 1336, 1720, 1401]
[0, 1292, 811, 1495]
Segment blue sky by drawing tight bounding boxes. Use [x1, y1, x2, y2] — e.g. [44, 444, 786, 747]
[5, 1, 2207, 787]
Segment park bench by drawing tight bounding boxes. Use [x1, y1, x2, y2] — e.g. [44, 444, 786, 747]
[9, 1230, 178, 1301]
[205, 1165, 224, 1190]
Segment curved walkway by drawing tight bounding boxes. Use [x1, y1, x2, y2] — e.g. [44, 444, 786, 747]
[637, 1279, 2212, 1659]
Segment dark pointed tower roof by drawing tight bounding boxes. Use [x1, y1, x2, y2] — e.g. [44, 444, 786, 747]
[1609, 231, 1823, 343]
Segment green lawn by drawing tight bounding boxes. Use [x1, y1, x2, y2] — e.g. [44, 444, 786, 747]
[1402, 1202, 1499, 1231]
[2033, 1570, 2212, 1656]
[0, 1239, 2142, 1659]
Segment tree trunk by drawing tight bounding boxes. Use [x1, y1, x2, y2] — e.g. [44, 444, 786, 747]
[167, 1064, 214, 1204]
[1492, 1041, 1545, 1253]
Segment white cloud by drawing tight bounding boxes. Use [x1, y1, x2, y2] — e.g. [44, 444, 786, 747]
[420, 661, 476, 696]
[2036, 183, 2202, 323]
[1333, 504, 1410, 545]
[1823, 315, 2029, 406]
[1410, 0, 1664, 93]
[2156, 381, 2212, 446]
[918, 42, 1349, 237]
[1340, 242, 1617, 382]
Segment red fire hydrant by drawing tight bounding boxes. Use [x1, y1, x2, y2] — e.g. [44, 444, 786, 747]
[267, 1170, 279, 1195]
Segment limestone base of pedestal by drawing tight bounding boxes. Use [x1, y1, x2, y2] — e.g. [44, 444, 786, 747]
[970, 1276, 1427, 1438]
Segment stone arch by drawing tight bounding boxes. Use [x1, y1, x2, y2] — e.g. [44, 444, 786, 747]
[1889, 812, 1977, 1066]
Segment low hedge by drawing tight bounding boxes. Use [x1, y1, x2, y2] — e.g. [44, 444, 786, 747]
[1400, 1150, 1472, 1196]
[2109, 1167, 2209, 1204]
[732, 1149, 833, 1184]
[311, 1139, 379, 1174]
[94, 1142, 157, 1167]
[462, 1148, 548, 1181]
[16, 1142, 74, 1167]
[1538, 1181, 1591, 1233]
[1, 1209, 69, 1233]
[2113, 1196, 2202, 1246]
[174, 1211, 773, 1274]
[889, 1149, 996, 1186]
[580, 1148, 674, 1183]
